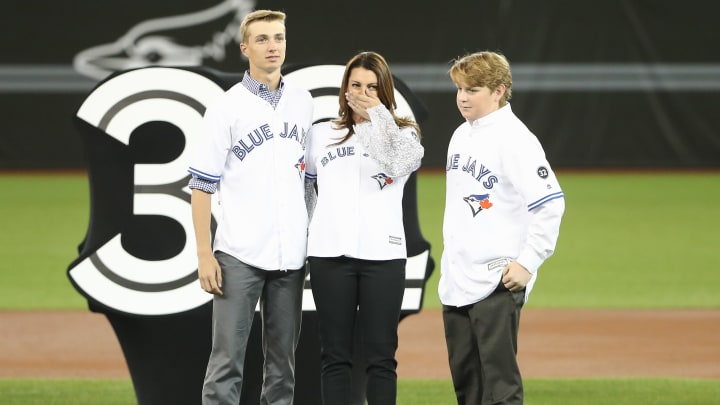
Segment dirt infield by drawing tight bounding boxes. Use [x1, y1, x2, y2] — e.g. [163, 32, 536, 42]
[1, 309, 719, 379]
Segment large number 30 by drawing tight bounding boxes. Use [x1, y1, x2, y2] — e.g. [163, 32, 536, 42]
[67, 66, 431, 316]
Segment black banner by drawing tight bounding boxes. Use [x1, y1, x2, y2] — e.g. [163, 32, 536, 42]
[2, 0, 719, 168]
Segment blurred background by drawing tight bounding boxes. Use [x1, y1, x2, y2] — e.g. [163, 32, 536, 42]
[2, 0, 719, 170]
[1, 1, 719, 403]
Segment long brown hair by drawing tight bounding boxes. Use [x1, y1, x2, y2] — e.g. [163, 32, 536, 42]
[332, 51, 420, 144]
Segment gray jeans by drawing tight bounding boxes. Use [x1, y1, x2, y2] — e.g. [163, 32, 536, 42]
[202, 251, 305, 405]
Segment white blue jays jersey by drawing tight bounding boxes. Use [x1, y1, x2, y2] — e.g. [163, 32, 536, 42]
[439, 104, 565, 306]
[305, 121, 413, 260]
[188, 82, 313, 270]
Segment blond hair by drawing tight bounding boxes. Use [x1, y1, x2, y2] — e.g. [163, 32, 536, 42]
[449, 51, 513, 106]
[239, 10, 286, 43]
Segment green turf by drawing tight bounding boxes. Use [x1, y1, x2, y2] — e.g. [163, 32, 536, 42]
[0, 175, 89, 310]
[1, 172, 719, 403]
[418, 171, 720, 309]
[523, 378, 720, 405]
[1, 172, 719, 310]
[0, 379, 136, 405]
[397, 378, 720, 405]
[1, 378, 718, 404]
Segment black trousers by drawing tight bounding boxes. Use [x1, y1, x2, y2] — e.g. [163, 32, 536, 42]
[308, 256, 406, 405]
[443, 283, 526, 405]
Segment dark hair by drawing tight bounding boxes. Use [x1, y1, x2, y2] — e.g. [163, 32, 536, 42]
[333, 51, 420, 143]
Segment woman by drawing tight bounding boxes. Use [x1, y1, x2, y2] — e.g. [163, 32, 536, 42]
[304, 51, 424, 405]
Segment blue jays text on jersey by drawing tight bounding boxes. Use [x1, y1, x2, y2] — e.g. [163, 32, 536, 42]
[446, 153, 499, 190]
[320, 146, 355, 167]
[231, 122, 307, 161]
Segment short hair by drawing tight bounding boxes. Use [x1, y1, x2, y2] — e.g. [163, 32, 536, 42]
[239, 10, 286, 44]
[449, 51, 513, 106]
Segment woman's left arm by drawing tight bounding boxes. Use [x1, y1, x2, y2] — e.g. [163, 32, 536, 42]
[355, 105, 424, 177]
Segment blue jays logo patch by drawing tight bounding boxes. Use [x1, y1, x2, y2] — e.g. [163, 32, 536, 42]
[372, 173, 394, 190]
[295, 156, 306, 178]
[463, 193, 493, 217]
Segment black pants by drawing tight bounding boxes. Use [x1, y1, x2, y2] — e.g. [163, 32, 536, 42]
[443, 283, 526, 405]
[308, 256, 406, 405]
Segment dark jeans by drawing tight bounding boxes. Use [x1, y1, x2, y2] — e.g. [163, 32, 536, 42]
[443, 283, 526, 405]
[308, 256, 406, 405]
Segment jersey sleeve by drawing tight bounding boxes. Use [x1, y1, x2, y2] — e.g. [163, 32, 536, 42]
[354, 105, 424, 177]
[515, 197, 565, 273]
[504, 129, 565, 273]
[505, 131, 564, 211]
[187, 100, 231, 182]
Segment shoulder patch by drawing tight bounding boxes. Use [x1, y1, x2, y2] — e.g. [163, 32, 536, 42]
[537, 166, 549, 179]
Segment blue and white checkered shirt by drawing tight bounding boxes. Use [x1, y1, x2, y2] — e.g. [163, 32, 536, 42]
[188, 71, 285, 193]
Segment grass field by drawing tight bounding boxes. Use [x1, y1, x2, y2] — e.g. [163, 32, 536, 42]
[1, 378, 719, 404]
[1, 171, 719, 310]
[1, 171, 719, 403]
[418, 171, 720, 309]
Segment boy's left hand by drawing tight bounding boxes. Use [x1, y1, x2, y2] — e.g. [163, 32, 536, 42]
[502, 262, 532, 292]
